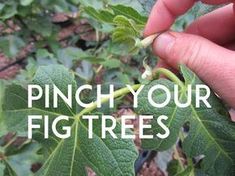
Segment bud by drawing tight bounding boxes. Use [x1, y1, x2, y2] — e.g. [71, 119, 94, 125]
[139, 33, 160, 48]
[141, 57, 152, 79]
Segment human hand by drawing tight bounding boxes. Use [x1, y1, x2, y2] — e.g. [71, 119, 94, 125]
[145, 0, 235, 119]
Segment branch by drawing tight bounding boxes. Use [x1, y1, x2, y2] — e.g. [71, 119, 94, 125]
[75, 84, 141, 120]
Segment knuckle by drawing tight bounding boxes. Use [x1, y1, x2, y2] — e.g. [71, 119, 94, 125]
[169, 36, 204, 70]
[185, 39, 203, 67]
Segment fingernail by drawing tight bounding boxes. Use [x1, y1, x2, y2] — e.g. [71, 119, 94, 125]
[153, 32, 176, 58]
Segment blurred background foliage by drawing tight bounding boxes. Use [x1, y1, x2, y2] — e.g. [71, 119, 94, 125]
[0, 0, 216, 86]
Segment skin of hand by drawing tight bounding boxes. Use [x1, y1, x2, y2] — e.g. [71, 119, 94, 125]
[144, 0, 235, 120]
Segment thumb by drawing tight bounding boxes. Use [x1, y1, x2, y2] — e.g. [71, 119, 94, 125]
[229, 109, 235, 122]
[153, 31, 235, 109]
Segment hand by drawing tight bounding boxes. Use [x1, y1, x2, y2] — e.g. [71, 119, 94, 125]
[145, 0, 235, 120]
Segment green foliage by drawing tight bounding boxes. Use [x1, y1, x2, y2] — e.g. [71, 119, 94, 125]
[0, 35, 25, 58]
[26, 16, 54, 37]
[0, 0, 79, 57]
[0, 81, 6, 137]
[20, 0, 34, 6]
[110, 5, 147, 25]
[84, 4, 147, 25]
[112, 15, 143, 54]
[167, 160, 183, 175]
[136, 65, 235, 175]
[2, 65, 138, 176]
[0, 163, 4, 176]
[85, 4, 147, 53]
[0, 1, 18, 20]
[0, 140, 42, 176]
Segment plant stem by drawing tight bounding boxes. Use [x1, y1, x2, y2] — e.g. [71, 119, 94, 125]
[152, 68, 184, 88]
[180, 130, 195, 169]
[75, 84, 141, 120]
[178, 130, 186, 170]
[3, 135, 17, 149]
[179, 130, 185, 142]
[0, 152, 5, 161]
[95, 65, 103, 74]
[174, 145, 185, 170]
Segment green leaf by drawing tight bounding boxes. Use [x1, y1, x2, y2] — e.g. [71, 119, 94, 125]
[0, 81, 7, 137]
[85, 5, 146, 54]
[0, 2, 17, 20]
[0, 3, 5, 11]
[0, 81, 5, 115]
[113, 15, 140, 35]
[36, 117, 137, 176]
[3, 65, 138, 176]
[56, 47, 88, 68]
[101, 59, 121, 69]
[167, 160, 183, 176]
[0, 162, 5, 176]
[27, 16, 53, 37]
[108, 5, 147, 54]
[39, 0, 72, 12]
[80, 0, 103, 10]
[136, 65, 235, 175]
[2, 65, 77, 135]
[68, 0, 80, 5]
[85, 7, 115, 24]
[0, 35, 25, 58]
[167, 160, 195, 176]
[75, 61, 94, 81]
[176, 166, 194, 176]
[36, 49, 54, 60]
[20, 0, 34, 6]
[79, 56, 106, 64]
[2, 142, 42, 176]
[112, 15, 142, 54]
[85, 4, 147, 25]
[57, 47, 107, 65]
[109, 5, 147, 25]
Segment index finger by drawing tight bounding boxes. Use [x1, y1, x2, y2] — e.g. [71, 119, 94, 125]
[144, 0, 234, 36]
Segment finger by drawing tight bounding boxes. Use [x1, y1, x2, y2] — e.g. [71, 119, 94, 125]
[156, 59, 173, 70]
[144, 0, 234, 36]
[229, 109, 235, 122]
[225, 41, 235, 50]
[186, 4, 235, 45]
[144, 0, 194, 36]
[152, 31, 235, 109]
[156, 59, 178, 78]
[203, 0, 233, 4]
